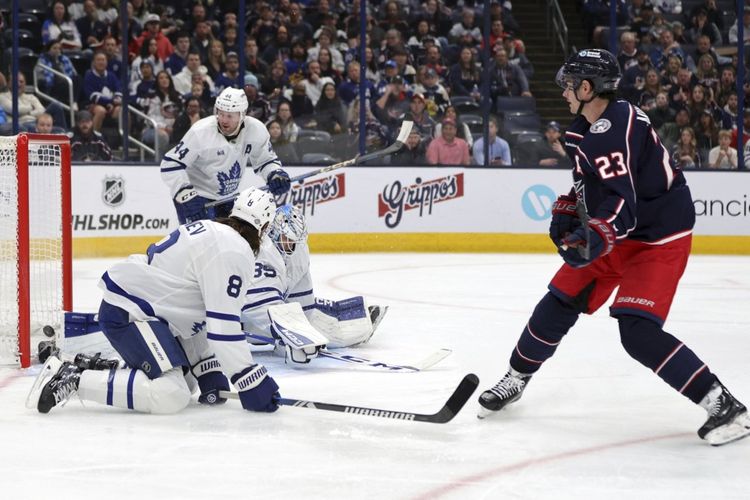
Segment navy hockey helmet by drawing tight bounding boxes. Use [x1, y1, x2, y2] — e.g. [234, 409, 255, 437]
[555, 48, 621, 95]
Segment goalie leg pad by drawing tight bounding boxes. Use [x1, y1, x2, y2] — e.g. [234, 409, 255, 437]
[306, 296, 374, 348]
[60, 311, 121, 361]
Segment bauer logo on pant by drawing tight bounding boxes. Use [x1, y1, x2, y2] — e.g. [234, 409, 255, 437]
[102, 176, 125, 207]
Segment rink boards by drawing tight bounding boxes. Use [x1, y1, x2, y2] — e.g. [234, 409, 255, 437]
[71, 164, 750, 257]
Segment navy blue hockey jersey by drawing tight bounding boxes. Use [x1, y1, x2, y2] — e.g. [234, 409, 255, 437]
[563, 99, 695, 244]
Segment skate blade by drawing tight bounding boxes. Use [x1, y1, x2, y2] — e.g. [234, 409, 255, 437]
[477, 405, 499, 420]
[25, 356, 63, 410]
[706, 412, 750, 446]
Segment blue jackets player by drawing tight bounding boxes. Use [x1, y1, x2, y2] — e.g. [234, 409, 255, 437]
[477, 49, 750, 446]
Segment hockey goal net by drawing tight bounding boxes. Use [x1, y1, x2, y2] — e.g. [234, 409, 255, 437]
[0, 134, 71, 368]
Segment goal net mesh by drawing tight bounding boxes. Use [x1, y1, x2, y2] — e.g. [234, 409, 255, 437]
[0, 137, 65, 365]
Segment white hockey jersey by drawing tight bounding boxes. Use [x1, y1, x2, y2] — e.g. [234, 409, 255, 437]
[160, 115, 282, 199]
[99, 220, 258, 378]
[241, 238, 314, 336]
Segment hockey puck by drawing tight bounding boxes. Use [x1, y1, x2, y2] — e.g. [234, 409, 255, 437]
[42, 325, 56, 338]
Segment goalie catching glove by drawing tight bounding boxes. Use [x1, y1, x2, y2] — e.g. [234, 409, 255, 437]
[231, 364, 279, 412]
[559, 218, 616, 268]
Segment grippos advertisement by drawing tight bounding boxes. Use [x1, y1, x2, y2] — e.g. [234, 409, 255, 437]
[72, 166, 176, 237]
[72, 165, 750, 238]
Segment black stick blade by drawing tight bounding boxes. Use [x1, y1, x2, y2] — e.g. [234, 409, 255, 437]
[415, 373, 479, 423]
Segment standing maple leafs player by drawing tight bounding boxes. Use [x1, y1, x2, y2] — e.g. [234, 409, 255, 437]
[161, 87, 291, 224]
[478, 48, 750, 446]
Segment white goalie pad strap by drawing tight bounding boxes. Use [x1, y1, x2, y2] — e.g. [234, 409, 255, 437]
[306, 296, 374, 349]
[268, 303, 329, 349]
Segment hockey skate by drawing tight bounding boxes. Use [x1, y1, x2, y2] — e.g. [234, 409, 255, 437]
[698, 381, 750, 446]
[37, 340, 60, 364]
[477, 368, 532, 419]
[26, 356, 82, 413]
[73, 352, 119, 371]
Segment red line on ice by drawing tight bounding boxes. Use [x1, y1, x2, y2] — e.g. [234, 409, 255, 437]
[411, 432, 691, 500]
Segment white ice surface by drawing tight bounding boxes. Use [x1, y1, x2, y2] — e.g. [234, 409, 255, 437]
[1, 253, 749, 499]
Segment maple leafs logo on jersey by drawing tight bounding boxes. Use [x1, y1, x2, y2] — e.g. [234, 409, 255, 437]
[217, 161, 242, 195]
[191, 321, 206, 336]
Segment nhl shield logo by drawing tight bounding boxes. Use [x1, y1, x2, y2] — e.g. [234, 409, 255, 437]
[102, 176, 125, 207]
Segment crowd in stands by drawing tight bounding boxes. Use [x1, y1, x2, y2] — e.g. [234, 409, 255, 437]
[0, 0, 747, 168]
[584, 0, 750, 169]
[0, 0, 542, 165]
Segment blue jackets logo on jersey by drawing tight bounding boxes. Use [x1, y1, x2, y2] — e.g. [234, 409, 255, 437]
[217, 161, 242, 196]
[102, 176, 125, 207]
[590, 119, 611, 134]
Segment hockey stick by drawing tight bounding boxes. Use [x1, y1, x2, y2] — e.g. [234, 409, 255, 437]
[317, 348, 452, 372]
[246, 332, 451, 372]
[206, 121, 414, 209]
[220, 373, 479, 423]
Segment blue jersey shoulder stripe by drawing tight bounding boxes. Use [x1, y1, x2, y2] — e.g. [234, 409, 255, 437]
[242, 296, 283, 311]
[255, 158, 281, 172]
[288, 289, 313, 298]
[207, 332, 246, 342]
[206, 311, 241, 322]
[161, 156, 188, 172]
[101, 272, 157, 318]
[246, 287, 284, 296]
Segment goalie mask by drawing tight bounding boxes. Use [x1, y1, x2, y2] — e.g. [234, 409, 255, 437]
[230, 186, 275, 233]
[268, 204, 308, 254]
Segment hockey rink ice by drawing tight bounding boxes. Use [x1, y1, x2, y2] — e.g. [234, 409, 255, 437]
[1, 252, 749, 499]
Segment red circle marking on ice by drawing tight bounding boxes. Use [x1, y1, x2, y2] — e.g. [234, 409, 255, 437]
[410, 432, 692, 500]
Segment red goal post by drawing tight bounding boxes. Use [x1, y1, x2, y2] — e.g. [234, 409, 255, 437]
[0, 133, 72, 368]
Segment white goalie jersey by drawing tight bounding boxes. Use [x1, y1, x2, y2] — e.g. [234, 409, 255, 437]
[99, 220, 258, 378]
[160, 115, 282, 200]
[242, 239, 375, 349]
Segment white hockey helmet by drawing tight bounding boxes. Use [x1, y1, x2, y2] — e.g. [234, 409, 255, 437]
[230, 186, 275, 232]
[269, 204, 308, 253]
[214, 87, 248, 115]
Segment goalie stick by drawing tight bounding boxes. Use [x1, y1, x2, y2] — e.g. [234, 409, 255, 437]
[220, 373, 479, 424]
[246, 332, 451, 372]
[206, 121, 414, 208]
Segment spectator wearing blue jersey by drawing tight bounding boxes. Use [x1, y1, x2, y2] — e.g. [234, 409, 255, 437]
[83, 52, 122, 132]
[36, 40, 80, 107]
[165, 33, 191, 76]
